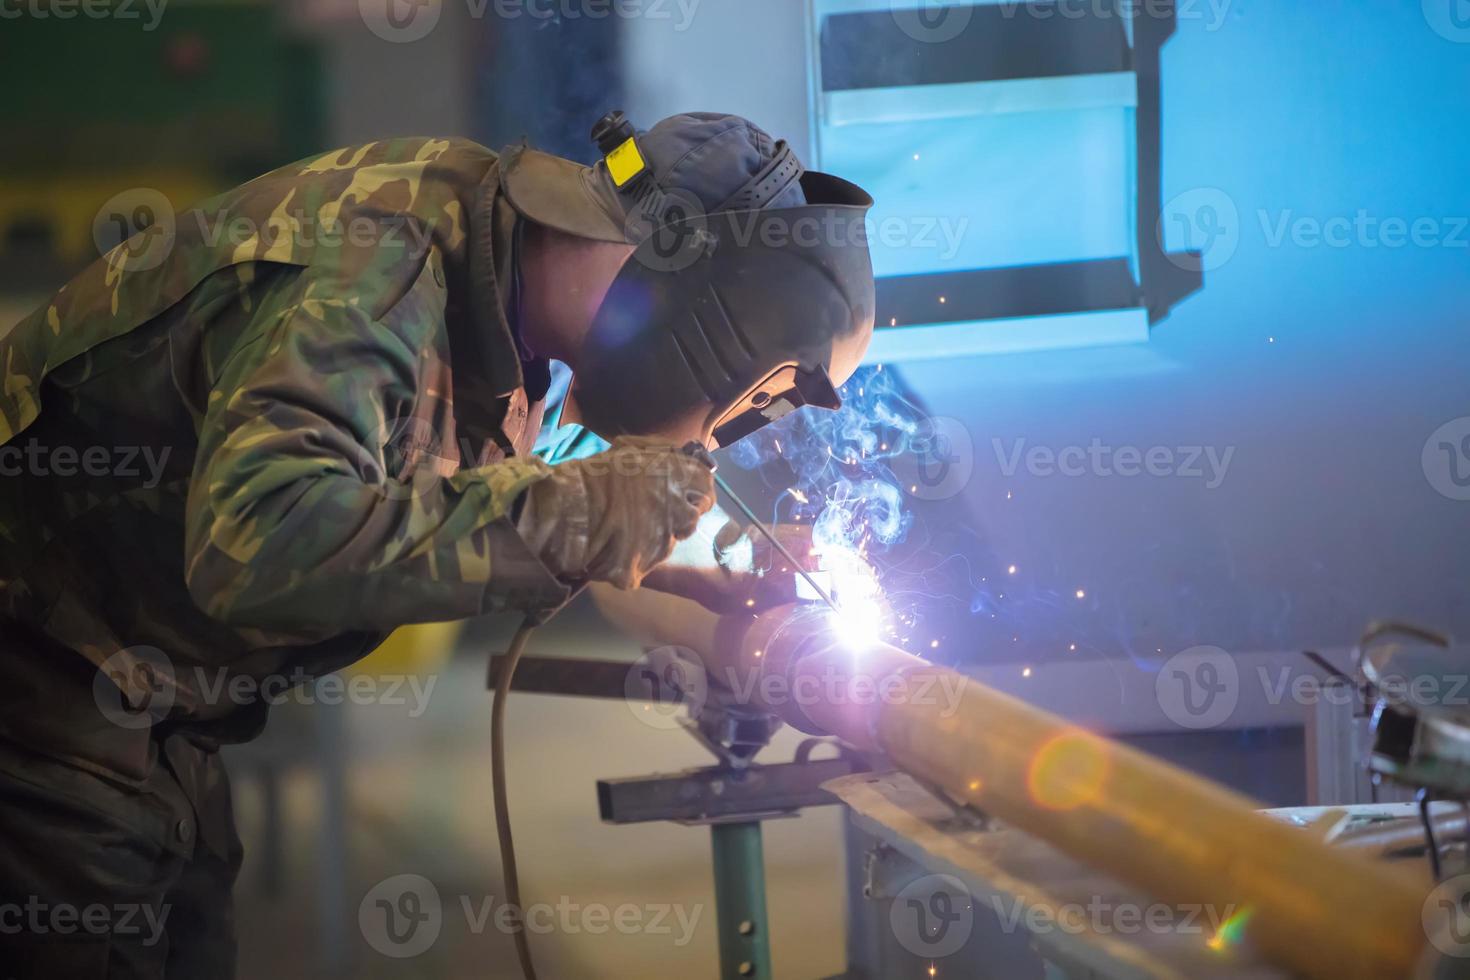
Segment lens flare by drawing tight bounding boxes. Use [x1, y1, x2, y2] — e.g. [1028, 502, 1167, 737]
[1026, 731, 1112, 811]
[1208, 906, 1254, 952]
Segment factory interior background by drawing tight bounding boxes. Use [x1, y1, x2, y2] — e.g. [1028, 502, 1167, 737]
[3, 1, 1467, 977]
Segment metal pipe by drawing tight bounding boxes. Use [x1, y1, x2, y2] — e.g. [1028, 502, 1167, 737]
[1335, 811, 1468, 857]
[702, 605, 1434, 980]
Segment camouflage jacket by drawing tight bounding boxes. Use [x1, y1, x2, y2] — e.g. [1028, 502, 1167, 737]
[0, 138, 572, 779]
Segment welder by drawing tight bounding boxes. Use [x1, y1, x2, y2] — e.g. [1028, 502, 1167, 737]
[0, 111, 874, 977]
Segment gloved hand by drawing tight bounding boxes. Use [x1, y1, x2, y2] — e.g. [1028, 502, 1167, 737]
[639, 513, 818, 614]
[516, 437, 716, 590]
[714, 519, 815, 579]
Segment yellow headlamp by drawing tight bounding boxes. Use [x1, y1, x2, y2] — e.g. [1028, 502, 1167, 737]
[605, 136, 647, 189]
[593, 111, 652, 192]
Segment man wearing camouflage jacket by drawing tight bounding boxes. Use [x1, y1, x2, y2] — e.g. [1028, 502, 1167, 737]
[0, 112, 875, 977]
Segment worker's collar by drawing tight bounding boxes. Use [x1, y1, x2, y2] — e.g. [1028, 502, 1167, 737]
[464, 165, 523, 399]
[463, 161, 551, 404]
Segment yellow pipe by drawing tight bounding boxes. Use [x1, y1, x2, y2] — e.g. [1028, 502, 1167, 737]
[708, 606, 1433, 980]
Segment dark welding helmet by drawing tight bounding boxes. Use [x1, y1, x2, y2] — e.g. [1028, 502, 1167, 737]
[501, 111, 875, 448]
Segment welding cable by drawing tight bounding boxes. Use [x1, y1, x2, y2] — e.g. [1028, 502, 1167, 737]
[1300, 650, 1355, 687]
[492, 618, 539, 980]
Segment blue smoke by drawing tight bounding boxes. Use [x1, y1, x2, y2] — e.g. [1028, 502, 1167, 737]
[728, 364, 920, 548]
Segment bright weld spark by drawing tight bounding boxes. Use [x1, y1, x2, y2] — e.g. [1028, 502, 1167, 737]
[812, 540, 884, 650]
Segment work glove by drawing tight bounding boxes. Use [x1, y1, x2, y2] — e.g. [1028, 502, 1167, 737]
[639, 512, 818, 614]
[516, 437, 716, 590]
[714, 518, 815, 580]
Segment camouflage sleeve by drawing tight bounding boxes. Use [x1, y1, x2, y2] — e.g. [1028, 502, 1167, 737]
[184, 274, 570, 638]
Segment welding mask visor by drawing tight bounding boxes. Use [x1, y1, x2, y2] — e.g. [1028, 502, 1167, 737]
[563, 171, 876, 447]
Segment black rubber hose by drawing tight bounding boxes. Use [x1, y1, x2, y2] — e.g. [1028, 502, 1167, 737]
[492, 619, 539, 980]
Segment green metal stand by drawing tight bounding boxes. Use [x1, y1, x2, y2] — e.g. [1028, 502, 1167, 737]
[711, 821, 773, 979]
[492, 654, 865, 979]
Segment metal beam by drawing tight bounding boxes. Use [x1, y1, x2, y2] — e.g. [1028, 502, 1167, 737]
[486, 654, 631, 700]
[598, 755, 869, 825]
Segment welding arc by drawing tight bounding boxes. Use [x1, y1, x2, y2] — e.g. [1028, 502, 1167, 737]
[492, 619, 539, 980]
[713, 473, 840, 614]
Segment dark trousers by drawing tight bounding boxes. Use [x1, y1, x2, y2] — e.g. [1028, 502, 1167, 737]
[0, 736, 241, 979]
